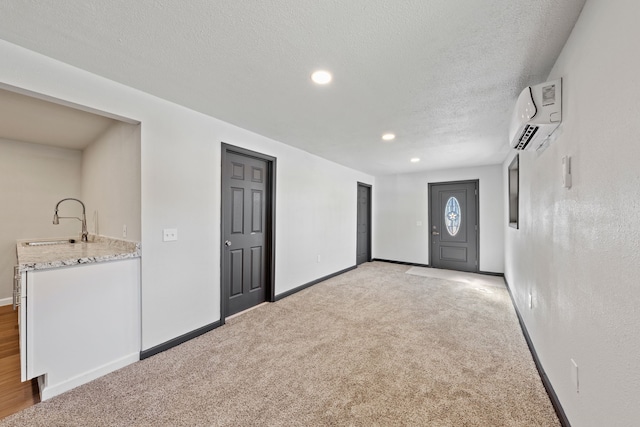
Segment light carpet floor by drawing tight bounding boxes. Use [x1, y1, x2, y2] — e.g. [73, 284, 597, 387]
[405, 266, 506, 289]
[1, 262, 559, 426]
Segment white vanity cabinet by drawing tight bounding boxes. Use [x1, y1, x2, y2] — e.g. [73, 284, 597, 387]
[18, 258, 140, 400]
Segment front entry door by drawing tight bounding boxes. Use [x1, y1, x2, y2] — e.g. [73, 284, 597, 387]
[222, 149, 271, 317]
[429, 180, 478, 272]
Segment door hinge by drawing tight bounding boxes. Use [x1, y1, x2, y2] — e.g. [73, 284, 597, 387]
[475, 225, 478, 231]
[475, 189, 478, 196]
[475, 259, 478, 266]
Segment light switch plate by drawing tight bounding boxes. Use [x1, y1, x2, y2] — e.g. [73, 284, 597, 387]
[163, 228, 178, 242]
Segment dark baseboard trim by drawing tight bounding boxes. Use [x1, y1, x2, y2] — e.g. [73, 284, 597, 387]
[503, 278, 571, 427]
[140, 320, 221, 360]
[373, 259, 504, 277]
[372, 258, 429, 268]
[478, 270, 504, 277]
[274, 265, 357, 302]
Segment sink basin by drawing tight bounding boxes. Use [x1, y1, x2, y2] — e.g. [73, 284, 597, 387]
[23, 239, 79, 247]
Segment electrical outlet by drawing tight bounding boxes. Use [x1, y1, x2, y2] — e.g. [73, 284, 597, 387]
[571, 359, 579, 393]
[93, 210, 99, 234]
[163, 228, 178, 242]
[122, 224, 127, 238]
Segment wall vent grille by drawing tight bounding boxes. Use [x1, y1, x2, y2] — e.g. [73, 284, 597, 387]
[514, 124, 539, 150]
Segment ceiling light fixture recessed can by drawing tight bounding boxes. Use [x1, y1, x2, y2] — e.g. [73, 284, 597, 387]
[382, 133, 395, 141]
[311, 70, 332, 85]
[410, 158, 420, 163]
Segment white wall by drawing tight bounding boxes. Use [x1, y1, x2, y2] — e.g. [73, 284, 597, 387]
[0, 138, 82, 301]
[82, 121, 141, 240]
[374, 165, 504, 273]
[504, 1, 640, 425]
[0, 40, 373, 350]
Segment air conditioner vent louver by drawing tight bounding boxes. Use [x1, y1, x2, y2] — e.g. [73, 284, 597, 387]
[514, 124, 539, 150]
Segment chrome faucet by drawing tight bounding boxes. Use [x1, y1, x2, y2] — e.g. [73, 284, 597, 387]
[53, 198, 88, 242]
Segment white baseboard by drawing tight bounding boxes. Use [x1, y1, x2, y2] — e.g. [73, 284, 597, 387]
[39, 352, 140, 401]
[0, 297, 13, 307]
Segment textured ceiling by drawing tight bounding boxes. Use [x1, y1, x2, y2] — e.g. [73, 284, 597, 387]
[0, 0, 586, 175]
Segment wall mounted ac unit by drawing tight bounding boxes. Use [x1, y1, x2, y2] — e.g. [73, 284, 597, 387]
[509, 78, 562, 151]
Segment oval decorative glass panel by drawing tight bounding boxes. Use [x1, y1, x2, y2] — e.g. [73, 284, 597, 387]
[444, 197, 461, 236]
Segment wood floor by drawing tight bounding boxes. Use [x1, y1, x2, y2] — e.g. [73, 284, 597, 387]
[0, 304, 38, 419]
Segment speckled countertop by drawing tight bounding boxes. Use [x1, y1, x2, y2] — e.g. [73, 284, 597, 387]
[16, 235, 141, 272]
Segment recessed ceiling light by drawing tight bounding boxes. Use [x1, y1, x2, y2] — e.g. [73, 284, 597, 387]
[410, 158, 420, 163]
[311, 70, 332, 85]
[382, 133, 395, 141]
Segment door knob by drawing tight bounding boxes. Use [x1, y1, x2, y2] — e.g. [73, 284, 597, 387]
[432, 231, 440, 235]
[224, 240, 232, 247]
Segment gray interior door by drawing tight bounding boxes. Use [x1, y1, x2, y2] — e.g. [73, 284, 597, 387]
[222, 151, 268, 316]
[356, 183, 371, 265]
[429, 180, 478, 272]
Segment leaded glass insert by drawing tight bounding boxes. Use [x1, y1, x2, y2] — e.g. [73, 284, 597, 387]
[444, 196, 461, 236]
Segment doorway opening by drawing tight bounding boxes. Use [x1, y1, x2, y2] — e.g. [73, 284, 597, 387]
[220, 143, 276, 323]
[356, 182, 372, 265]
